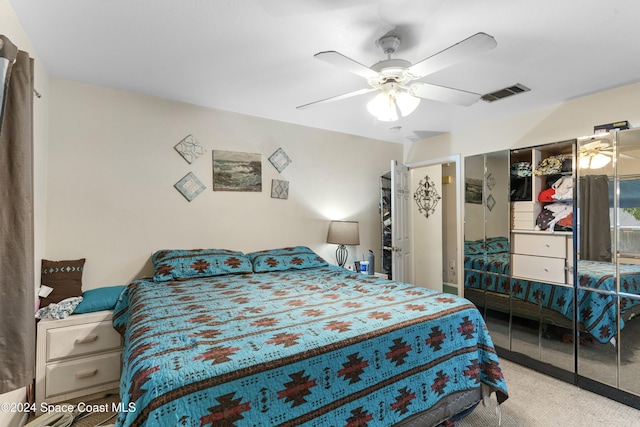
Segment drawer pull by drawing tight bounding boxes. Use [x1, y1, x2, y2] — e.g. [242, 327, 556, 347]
[75, 369, 98, 379]
[75, 335, 98, 344]
[544, 268, 549, 272]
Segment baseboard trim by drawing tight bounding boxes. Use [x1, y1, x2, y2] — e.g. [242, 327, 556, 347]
[577, 375, 640, 410]
[496, 346, 640, 410]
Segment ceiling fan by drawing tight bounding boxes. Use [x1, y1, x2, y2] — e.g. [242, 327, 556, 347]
[579, 140, 613, 169]
[579, 139, 638, 169]
[297, 32, 497, 122]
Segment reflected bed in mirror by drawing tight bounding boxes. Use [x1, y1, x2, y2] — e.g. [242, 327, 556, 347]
[464, 240, 640, 345]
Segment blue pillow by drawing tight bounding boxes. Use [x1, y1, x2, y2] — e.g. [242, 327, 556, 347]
[74, 286, 126, 313]
[248, 246, 328, 273]
[151, 248, 253, 281]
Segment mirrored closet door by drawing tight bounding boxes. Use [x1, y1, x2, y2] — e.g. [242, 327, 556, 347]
[576, 128, 640, 400]
[465, 131, 640, 408]
[463, 151, 510, 350]
[464, 140, 576, 376]
[509, 140, 575, 374]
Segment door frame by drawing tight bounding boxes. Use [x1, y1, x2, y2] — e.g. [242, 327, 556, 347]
[407, 154, 463, 294]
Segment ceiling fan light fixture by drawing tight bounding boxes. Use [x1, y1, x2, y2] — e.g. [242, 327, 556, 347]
[579, 152, 612, 169]
[590, 153, 612, 169]
[367, 91, 399, 122]
[395, 91, 420, 117]
[367, 87, 420, 122]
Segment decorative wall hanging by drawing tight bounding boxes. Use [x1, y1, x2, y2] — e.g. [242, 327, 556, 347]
[213, 150, 262, 192]
[486, 194, 496, 211]
[465, 178, 483, 204]
[174, 134, 205, 164]
[174, 172, 206, 202]
[485, 172, 496, 191]
[268, 148, 292, 172]
[271, 179, 289, 200]
[413, 175, 441, 218]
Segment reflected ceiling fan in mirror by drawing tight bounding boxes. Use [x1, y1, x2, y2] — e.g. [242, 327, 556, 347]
[297, 32, 497, 122]
[579, 140, 614, 169]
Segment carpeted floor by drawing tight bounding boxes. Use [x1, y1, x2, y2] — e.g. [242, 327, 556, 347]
[42, 358, 640, 426]
[460, 358, 640, 427]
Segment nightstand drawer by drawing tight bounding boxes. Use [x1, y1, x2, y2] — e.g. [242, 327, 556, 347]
[45, 351, 121, 397]
[47, 320, 121, 361]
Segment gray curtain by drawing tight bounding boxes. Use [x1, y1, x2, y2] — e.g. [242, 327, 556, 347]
[579, 174, 612, 262]
[0, 35, 35, 394]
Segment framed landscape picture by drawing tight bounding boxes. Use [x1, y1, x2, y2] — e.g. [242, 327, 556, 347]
[212, 150, 262, 192]
[465, 178, 483, 204]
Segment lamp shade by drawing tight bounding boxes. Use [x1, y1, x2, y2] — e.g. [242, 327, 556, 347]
[327, 221, 360, 245]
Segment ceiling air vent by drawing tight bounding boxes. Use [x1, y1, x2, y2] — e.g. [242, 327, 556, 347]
[481, 83, 530, 102]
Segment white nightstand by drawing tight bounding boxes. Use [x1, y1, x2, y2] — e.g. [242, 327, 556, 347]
[35, 310, 122, 413]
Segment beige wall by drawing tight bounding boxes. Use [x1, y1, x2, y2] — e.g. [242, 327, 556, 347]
[405, 82, 640, 164]
[405, 81, 640, 253]
[1, 0, 49, 424]
[410, 164, 442, 291]
[46, 78, 402, 289]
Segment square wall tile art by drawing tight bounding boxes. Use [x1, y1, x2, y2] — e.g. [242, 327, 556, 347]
[175, 172, 206, 202]
[268, 148, 292, 172]
[271, 179, 289, 200]
[174, 134, 205, 164]
[213, 150, 262, 192]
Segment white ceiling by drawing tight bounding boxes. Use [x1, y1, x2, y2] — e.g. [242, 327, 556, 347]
[9, 0, 640, 144]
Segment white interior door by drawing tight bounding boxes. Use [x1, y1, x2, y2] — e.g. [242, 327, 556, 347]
[391, 160, 411, 283]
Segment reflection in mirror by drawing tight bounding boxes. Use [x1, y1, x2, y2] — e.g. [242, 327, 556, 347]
[463, 154, 486, 313]
[616, 129, 640, 397]
[577, 129, 640, 396]
[577, 133, 618, 386]
[539, 283, 574, 372]
[463, 151, 510, 350]
[509, 278, 541, 357]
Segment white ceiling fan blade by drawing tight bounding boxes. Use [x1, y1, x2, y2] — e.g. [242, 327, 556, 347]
[583, 140, 609, 150]
[408, 82, 481, 106]
[405, 32, 497, 79]
[314, 51, 380, 80]
[296, 87, 377, 110]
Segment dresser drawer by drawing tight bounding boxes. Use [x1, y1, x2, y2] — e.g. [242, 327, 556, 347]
[511, 201, 534, 213]
[512, 233, 566, 258]
[512, 254, 566, 283]
[45, 351, 121, 398]
[47, 320, 121, 362]
[511, 203, 539, 230]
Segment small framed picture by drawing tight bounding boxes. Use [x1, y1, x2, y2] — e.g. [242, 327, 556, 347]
[354, 261, 361, 272]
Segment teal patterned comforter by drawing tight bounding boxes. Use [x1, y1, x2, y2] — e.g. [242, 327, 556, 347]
[113, 265, 508, 426]
[464, 253, 640, 344]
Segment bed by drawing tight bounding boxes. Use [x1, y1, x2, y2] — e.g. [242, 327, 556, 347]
[464, 238, 640, 344]
[112, 246, 508, 426]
